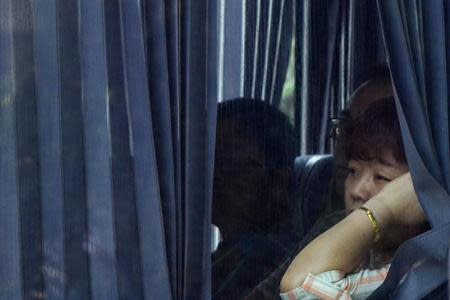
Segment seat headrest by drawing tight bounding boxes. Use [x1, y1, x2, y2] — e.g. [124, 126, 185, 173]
[294, 155, 335, 235]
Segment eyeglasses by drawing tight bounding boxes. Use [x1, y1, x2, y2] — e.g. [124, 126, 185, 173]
[328, 117, 349, 140]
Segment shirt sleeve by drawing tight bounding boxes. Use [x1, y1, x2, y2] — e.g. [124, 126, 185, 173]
[280, 265, 390, 300]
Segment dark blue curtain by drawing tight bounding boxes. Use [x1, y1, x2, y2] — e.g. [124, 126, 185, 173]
[371, 1, 450, 298]
[0, 0, 218, 299]
[296, 0, 386, 155]
[295, 0, 341, 155]
[218, 0, 293, 106]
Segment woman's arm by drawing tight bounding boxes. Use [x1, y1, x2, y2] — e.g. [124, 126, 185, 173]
[279, 204, 387, 292]
[279, 173, 424, 293]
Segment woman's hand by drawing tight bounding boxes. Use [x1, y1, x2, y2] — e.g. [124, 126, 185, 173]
[365, 172, 427, 246]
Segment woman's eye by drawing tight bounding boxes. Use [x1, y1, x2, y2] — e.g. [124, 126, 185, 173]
[344, 166, 356, 175]
[375, 174, 391, 182]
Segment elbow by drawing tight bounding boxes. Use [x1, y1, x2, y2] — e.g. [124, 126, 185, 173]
[279, 270, 306, 294]
[279, 274, 294, 294]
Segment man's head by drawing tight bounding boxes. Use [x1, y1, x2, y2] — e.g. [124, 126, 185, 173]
[342, 72, 409, 211]
[213, 98, 297, 237]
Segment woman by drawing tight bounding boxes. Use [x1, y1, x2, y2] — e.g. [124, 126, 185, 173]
[279, 72, 428, 299]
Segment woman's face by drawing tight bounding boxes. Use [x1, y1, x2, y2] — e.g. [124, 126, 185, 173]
[344, 150, 409, 211]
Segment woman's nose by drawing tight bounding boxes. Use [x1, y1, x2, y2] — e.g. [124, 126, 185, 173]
[350, 176, 375, 203]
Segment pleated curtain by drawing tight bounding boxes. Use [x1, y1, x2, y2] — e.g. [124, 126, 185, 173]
[0, 1, 218, 299]
[368, 1, 450, 298]
[295, 0, 386, 155]
[218, 0, 293, 106]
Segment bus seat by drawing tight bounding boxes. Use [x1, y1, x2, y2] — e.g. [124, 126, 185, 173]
[294, 155, 335, 235]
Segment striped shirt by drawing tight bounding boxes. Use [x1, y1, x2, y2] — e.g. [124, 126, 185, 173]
[280, 265, 390, 300]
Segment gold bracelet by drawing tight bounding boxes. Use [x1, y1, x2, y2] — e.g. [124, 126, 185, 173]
[359, 207, 381, 243]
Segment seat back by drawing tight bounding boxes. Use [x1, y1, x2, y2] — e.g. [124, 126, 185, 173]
[294, 155, 335, 235]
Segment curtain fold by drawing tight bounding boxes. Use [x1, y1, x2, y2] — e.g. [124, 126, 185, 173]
[372, 0, 450, 298]
[296, 0, 344, 155]
[295, 0, 386, 155]
[59, 1, 90, 298]
[80, 1, 120, 298]
[142, 0, 178, 296]
[33, 1, 66, 298]
[0, 1, 218, 299]
[120, 1, 172, 299]
[181, 0, 218, 298]
[0, 1, 26, 299]
[218, 0, 293, 106]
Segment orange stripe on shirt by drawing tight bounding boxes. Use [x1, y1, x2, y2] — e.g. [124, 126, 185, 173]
[304, 286, 340, 300]
[303, 277, 348, 300]
[287, 292, 298, 300]
[359, 272, 388, 285]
